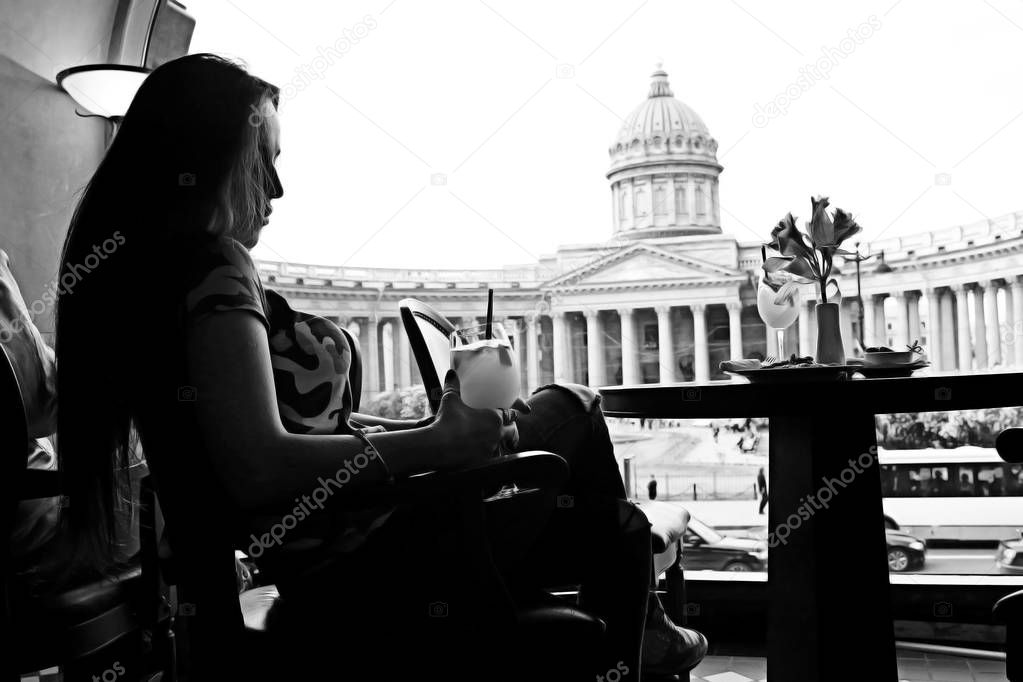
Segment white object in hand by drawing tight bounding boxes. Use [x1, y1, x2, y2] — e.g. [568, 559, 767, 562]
[451, 339, 519, 409]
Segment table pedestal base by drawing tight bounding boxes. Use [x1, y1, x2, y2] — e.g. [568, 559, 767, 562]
[767, 412, 897, 682]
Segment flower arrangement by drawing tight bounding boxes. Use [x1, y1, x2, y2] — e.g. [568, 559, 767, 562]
[762, 196, 863, 304]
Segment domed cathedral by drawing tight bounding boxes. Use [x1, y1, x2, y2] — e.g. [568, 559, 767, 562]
[260, 66, 1023, 397]
[608, 66, 723, 239]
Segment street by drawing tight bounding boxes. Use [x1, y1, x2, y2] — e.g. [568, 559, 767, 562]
[917, 548, 1002, 575]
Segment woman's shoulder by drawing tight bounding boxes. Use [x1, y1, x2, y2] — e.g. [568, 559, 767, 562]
[183, 237, 267, 323]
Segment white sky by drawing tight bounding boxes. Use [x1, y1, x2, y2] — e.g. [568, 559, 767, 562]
[188, 0, 1023, 269]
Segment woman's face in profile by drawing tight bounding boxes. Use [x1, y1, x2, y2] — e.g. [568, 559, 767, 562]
[256, 100, 284, 242]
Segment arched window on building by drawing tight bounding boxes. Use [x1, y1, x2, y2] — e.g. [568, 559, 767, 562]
[654, 183, 667, 216]
[695, 180, 706, 218]
[619, 185, 628, 220]
[634, 186, 648, 217]
[675, 176, 688, 218]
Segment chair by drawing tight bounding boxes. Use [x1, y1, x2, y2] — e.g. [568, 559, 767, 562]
[1, 344, 170, 682]
[398, 298, 691, 623]
[994, 427, 1023, 681]
[150, 318, 606, 680]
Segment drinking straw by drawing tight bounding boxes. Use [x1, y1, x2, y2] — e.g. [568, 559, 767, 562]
[485, 288, 494, 339]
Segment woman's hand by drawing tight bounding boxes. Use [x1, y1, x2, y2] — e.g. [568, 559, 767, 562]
[430, 370, 518, 469]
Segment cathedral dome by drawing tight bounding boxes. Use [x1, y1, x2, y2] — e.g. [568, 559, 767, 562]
[608, 67, 718, 173]
[607, 66, 722, 239]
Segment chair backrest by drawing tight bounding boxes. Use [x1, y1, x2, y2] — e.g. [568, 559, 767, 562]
[2, 343, 29, 615]
[399, 298, 456, 414]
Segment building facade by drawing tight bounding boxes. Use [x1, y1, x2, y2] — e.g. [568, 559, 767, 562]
[258, 68, 1023, 396]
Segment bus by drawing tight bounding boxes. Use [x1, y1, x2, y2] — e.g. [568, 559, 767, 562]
[879, 446, 1023, 542]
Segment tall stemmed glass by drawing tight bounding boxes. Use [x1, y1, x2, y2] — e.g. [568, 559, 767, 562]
[757, 247, 801, 360]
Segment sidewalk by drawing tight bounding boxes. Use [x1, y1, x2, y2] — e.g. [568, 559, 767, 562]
[652, 498, 769, 530]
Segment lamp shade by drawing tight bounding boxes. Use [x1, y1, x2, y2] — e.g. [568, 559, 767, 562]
[56, 64, 150, 119]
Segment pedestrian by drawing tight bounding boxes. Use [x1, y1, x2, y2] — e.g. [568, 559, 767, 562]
[757, 467, 768, 515]
[648, 474, 658, 501]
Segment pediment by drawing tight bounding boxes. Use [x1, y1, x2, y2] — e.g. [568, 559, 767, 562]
[544, 244, 741, 288]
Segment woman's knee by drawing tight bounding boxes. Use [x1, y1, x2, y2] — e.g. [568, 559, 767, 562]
[529, 382, 601, 415]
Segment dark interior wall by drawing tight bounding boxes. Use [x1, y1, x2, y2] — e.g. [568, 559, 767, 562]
[0, 0, 119, 336]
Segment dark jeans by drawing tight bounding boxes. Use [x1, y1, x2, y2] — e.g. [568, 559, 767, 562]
[271, 385, 650, 680]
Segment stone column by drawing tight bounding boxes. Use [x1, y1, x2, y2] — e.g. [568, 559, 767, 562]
[940, 290, 956, 370]
[525, 315, 539, 392]
[365, 316, 380, 394]
[396, 319, 411, 389]
[585, 309, 604, 387]
[504, 317, 521, 390]
[1013, 278, 1023, 367]
[798, 302, 811, 357]
[619, 308, 639, 385]
[982, 280, 1001, 367]
[952, 285, 972, 370]
[892, 292, 909, 348]
[381, 321, 395, 392]
[874, 294, 889, 346]
[656, 305, 675, 383]
[1004, 285, 1015, 367]
[972, 285, 988, 368]
[923, 289, 942, 371]
[692, 304, 709, 382]
[907, 292, 921, 344]
[686, 176, 697, 223]
[862, 295, 876, 348]
[727, 302, 743, 361]
[840, 300, 855, 354]
[552, 311, 568, 384]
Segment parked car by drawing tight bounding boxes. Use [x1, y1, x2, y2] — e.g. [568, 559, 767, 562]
[681, 516, 768, 572]
[996, 535, 1023, 573]
[715, 525, 926, 572]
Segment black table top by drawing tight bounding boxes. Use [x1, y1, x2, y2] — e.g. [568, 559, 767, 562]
[597, 370, 1023, 419]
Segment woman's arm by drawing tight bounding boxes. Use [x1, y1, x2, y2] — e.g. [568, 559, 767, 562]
[350, 413, 429, 431]
[186, 311, 503, 511]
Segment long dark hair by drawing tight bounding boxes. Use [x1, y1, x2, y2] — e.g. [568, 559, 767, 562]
[56, 54, 279, 575]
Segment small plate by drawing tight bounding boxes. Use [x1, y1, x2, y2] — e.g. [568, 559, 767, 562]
[725, 364, 856, 383]
[854, 361, 929, 378]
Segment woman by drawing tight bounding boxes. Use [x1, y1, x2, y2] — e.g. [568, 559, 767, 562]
[55, 54, 705, 679]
